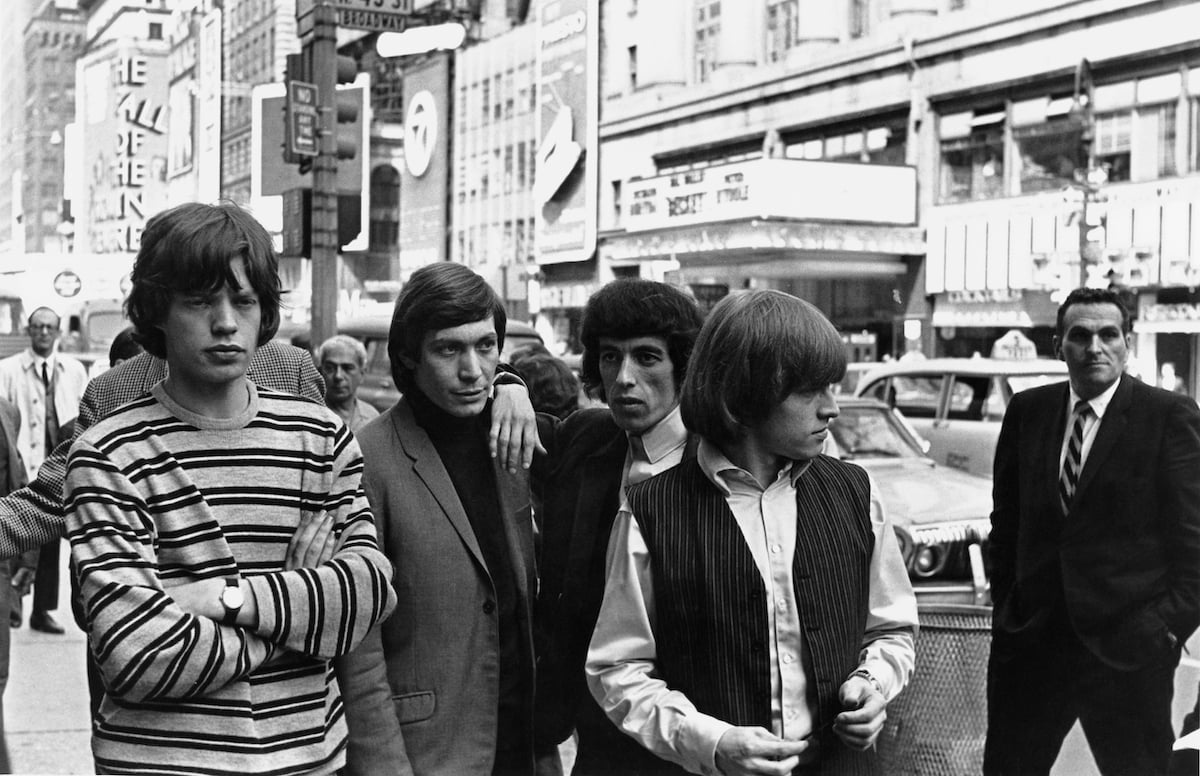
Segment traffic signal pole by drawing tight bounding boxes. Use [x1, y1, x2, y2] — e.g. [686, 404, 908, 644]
[310, 3, 340, 347]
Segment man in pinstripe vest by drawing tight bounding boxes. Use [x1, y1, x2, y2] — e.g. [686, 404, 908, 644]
[587, 290, 917, 776]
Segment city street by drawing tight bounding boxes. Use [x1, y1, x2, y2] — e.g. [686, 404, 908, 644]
[1, 549, 1196, 774]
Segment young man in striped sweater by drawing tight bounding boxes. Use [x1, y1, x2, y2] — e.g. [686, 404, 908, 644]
[586, 290, 918, 776]
[64, 202, 397, 775]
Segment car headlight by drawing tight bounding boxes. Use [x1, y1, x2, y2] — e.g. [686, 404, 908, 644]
[910, 544, 946, 578]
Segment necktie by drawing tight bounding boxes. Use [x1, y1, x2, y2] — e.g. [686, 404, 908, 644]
[41, 361, 59, 452]
[1058, 400, 1092, 514]
[627, 436, 654, 487]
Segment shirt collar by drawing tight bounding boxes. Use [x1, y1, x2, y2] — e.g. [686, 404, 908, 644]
[627, 404, 687, 465]
[21, 349, 55, 372]
[1069, 375, 1121, 420]
[696, 437, 812, 495]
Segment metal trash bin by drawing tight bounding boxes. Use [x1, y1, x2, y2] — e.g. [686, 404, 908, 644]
[876, 603, 992, 776]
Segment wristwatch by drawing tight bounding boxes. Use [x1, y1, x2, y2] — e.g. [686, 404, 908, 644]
[219, 578, 244, 625]
[849, 668, 884, 697]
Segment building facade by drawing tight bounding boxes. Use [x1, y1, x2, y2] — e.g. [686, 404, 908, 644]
[589, 0, 1200, 385]
[24, 0, 86, 253]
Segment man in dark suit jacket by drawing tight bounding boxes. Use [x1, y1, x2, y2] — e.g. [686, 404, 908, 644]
[0, 397, 30, 772]
[351, 262, 538, 776]
[986, 287, 1200, 776]
[532, 279, 702, 775]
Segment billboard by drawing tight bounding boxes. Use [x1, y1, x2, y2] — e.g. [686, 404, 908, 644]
[534, 0, 599, 265]
[75, 46, 172, 255]
[398, 51, 451, 274]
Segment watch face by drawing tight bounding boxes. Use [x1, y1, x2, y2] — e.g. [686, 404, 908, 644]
[221, 585, 245, 610]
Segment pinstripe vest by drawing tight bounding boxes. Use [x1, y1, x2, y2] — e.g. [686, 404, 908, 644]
[628, 455, 877, 774]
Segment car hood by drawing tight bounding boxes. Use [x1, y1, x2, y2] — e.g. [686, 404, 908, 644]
[854, 458, 992, 529]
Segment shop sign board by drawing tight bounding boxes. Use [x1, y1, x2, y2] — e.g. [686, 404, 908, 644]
[623, 158, 917, 233]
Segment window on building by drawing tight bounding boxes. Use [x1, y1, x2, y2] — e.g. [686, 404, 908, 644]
[628, 45, 638, 90]
[515, 218, 527, 262]
[766, 0, 798, 63]
[1092, 110, 1131, 183]
[481, 79, 490, 125]
[494, 75, 503, 121]
[1014, 118, 1084, 194]
[939, 112, 1005, 203]
[695, 1, 720, 83]
[504, 145, 514, 193]
[516, 140, 527, 189]
[849, 0, 873, 38]
[149, 22, 163, 40]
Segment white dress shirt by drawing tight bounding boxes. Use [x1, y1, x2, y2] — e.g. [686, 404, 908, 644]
[1059, 379, 1120, 473]
[586, 441, 918, 776]
[0, 348, 87, 479]
[620, 404, 689, 498]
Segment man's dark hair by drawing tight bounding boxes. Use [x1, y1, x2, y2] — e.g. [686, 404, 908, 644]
[510, 350, 580, 420]
[1055, 287, 1131, 336]
[579, 279, 702, 400]
[125, 201, 282, 359]
[108, 325, 143, 367]
[682, 290, 846, 447]
[387, 262, 507, 393]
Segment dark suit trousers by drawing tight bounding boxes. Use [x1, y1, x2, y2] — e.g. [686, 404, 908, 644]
[32, 538, 58, 613]
[985, 628, 1177, 776]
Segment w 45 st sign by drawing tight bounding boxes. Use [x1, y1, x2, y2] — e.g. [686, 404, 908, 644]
[297, 0, 416, 32]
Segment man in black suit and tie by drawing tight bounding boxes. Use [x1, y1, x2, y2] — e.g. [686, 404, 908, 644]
[986, 287, 1200, 776]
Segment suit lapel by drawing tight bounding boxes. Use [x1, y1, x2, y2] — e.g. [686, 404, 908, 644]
[1072, 374, 1132, 507]
[391, 401, 488, 573]
[1041, 383, 1071, 515]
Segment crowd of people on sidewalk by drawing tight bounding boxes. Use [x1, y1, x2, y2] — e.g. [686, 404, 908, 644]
[0, 200, 1192, 776]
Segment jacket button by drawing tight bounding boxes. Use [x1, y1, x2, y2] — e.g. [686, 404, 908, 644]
[483, 600, 496, 614]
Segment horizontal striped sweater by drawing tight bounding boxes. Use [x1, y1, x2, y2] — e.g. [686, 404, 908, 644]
[65, 381, 396, 776]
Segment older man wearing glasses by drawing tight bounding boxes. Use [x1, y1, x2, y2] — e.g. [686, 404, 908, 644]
[0, 306, 88, 634]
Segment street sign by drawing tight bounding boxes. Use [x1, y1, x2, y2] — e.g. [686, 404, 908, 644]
[297, 0, 416, 33]
[287, 80, 319, 157]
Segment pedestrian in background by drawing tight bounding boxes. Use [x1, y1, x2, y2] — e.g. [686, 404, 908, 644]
[65, 201, 397, 774]
[986, 286, 1200, 776]
[586, 289, 917, 776]
[316, 333, 379, 431]
[0, 394, 29, 773]
[531, 278, 702, 775]
[106, 325, 142, 368]
[0, 306, 87, 635]
[510, 348, 580, 420]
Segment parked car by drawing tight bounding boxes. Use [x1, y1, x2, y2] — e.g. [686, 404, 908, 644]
[853, 357, 1068, 477]
[330, 314, 544, 412]
[827, 397, 993, 604]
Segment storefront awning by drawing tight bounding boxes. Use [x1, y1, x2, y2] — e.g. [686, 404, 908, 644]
[930, 290, 1058, 328]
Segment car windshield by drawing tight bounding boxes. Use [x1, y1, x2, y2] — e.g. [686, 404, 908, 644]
[827, 405, 925, 461]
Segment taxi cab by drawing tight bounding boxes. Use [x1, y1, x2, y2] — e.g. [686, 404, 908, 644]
[853, 357, 1068, 477]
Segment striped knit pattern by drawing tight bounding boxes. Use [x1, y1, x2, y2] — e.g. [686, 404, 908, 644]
[65, 383, 395, 776]
[628, 455, 878, 775]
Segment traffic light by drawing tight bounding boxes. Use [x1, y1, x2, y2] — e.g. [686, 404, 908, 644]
[334, 55, 361, 164]
[1079, 195, 1106, 266]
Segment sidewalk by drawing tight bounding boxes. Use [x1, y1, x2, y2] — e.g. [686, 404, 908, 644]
[5, 598, 92, 774]
[0, 543, 1195, 775]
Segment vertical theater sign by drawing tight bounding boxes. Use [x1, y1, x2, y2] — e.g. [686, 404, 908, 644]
[76, 46, 170, 254]
[535, 0, 599, 265]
